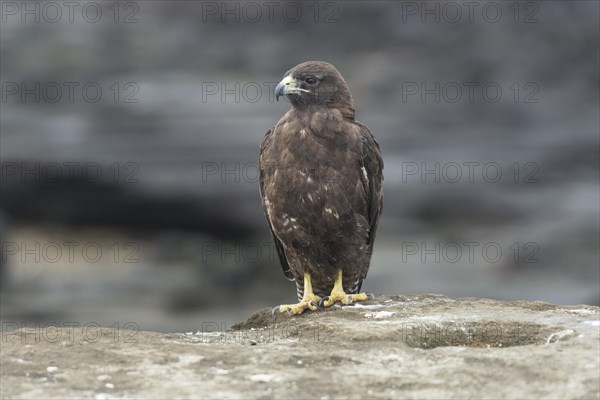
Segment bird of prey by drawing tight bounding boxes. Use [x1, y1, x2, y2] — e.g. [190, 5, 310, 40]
[259, 61, 383, 315]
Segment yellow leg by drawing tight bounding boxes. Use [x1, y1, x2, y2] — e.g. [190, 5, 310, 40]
[274, 273, 322, 316]
[321, 269, 368, 308]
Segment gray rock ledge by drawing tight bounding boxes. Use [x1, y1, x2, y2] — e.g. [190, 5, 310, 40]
[2, 295, 599, 399]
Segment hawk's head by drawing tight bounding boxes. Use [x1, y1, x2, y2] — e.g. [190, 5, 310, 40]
[275, 61, 354, 115]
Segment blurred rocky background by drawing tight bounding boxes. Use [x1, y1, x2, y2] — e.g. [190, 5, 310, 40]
[1, 0, 598, 332]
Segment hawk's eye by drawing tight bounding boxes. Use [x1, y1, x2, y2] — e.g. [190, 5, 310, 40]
[304, 77, 317, 85]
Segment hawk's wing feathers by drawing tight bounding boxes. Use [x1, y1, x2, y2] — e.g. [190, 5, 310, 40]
[357, 122, 384, 250]
[259, 128, 294, 281]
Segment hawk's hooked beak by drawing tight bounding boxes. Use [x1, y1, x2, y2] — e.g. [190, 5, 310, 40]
[275, 75, 309, 101]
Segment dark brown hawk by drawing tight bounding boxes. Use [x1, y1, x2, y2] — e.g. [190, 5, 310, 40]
[259, 61, 383, 315]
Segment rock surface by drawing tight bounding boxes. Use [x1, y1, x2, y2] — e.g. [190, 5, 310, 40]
[2, 295, 599, 399]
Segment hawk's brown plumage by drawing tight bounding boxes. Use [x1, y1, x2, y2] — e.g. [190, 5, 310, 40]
[259, 61, 383, 306]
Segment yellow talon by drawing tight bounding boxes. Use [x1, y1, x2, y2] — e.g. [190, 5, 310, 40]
[321, 270, 369, 308]
[274, 273, 322, 315]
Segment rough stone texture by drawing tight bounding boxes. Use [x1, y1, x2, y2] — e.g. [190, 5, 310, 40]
[1, 295, 599, 399]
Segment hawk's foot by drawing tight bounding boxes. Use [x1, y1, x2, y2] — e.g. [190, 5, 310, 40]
[319, 269, 370, 308]
[272, 298, 320, 316]
[320, 292, 369, 308]
[272, 273, 322, 316]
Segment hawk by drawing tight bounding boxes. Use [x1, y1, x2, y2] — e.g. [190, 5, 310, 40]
[259, 61, 383, 315]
